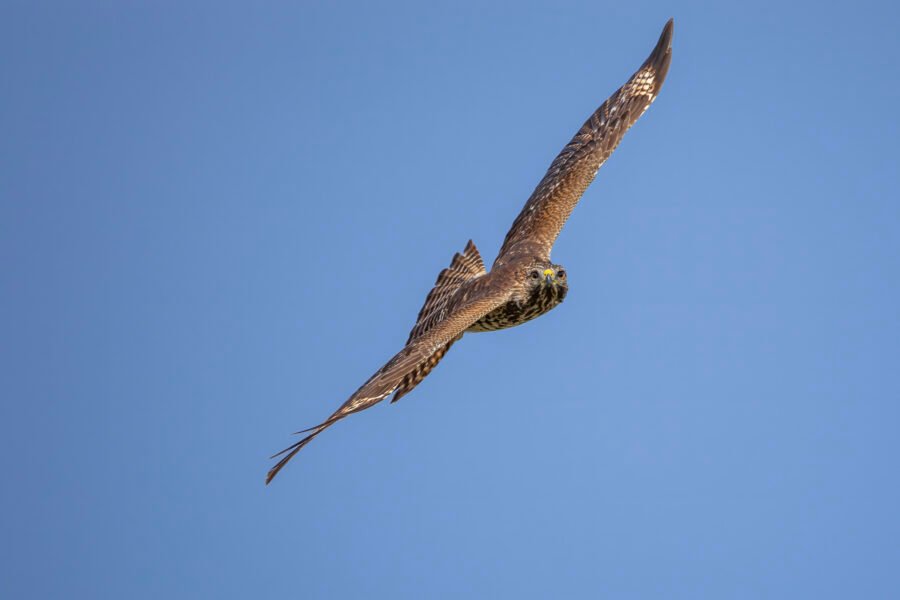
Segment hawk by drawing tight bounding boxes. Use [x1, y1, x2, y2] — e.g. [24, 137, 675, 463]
[267, 19, 673, 484]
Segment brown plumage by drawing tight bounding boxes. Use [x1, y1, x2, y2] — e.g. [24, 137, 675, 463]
[266, 19, 673, 484]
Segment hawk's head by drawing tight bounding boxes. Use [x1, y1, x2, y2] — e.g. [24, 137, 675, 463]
[523, 261, 568, 295]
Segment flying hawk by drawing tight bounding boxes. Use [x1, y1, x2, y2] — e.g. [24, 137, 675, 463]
[267, 19, 673, 484]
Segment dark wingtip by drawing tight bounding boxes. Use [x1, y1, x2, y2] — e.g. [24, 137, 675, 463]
[661, 18, 674, 48]
[265, 421, 334, 485]
[265, 438, 305, 485]
[644, 18, 674, 95]
[656, 19, 674, 55]
[265, 443, 296, 485]
[648, 18, 674, 65]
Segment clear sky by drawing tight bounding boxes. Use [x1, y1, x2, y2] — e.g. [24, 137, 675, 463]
[3, 1, 899, 598]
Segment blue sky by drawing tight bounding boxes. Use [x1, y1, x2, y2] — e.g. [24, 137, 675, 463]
[3, 1, 899, 598]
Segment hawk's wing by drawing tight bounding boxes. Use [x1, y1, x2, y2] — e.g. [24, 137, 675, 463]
[494, 19, 673, 266]
[391, 240, 487, 404]
[265, 274, 507, 484]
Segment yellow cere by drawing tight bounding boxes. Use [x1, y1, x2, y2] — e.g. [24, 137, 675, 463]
[543, 268, 555, 277]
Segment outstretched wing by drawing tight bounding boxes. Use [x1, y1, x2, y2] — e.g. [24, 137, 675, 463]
[494, 19, 673, 266]
[265, 275, 508, 484]
[391, 240, 487, 404]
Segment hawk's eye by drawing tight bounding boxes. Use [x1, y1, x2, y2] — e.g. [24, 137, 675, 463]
[530, 270, 540, 279]
[557, 270, 566, 278]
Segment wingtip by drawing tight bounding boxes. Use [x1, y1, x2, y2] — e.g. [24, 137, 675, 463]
[265, 454, 287, 485]
[660, 18, 674, 50]
[652, 18, 674, 61]
[265, 420, 338, 484]
[265, 461, 280, 485]
[644, 18, 674, 95]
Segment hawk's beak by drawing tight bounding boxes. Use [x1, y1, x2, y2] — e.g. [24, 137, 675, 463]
[543, 268, 554, 285]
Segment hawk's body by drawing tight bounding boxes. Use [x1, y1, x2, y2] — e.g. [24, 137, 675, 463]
[467, 262, 568, 333]
[267, 20, 674, 484]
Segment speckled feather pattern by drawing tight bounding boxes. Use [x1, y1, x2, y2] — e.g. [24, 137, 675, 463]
[495, 19, 673, 265]
[266, 20, 673, 484]
[466, 276, 568, 332]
